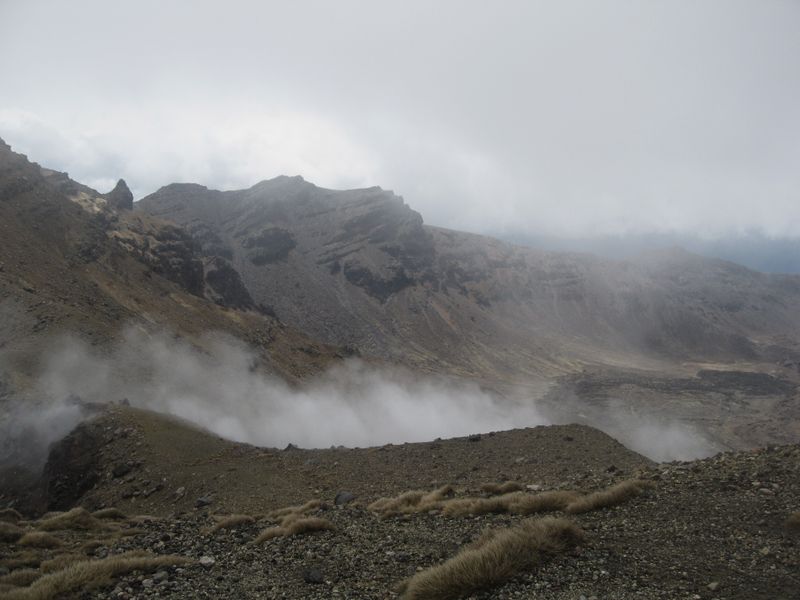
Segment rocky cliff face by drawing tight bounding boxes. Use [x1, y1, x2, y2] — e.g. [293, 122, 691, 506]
[138, 176, 800, 380]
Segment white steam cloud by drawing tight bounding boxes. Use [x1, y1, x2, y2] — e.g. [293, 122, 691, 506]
[0, 327, 718, 465]
[34, 329, 545, 449]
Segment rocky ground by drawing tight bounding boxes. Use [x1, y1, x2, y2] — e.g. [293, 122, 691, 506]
[1, 407, 798, 599]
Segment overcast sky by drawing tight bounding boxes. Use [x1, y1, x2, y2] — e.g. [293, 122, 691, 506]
[1, 0, 798, 240]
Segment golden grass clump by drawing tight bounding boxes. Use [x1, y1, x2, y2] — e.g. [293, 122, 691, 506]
[0, 508, 24, 523]
[0, 521, 25, 542]
[0, 551, 191, 600]
[254, 498, 334, 544]
[253, 517, 334, 544]
[564, 479, 655, 514]
[91, 508, 128, 521]
[0, 568, 41, 587]
[16, 532, 63, 549]
[785, 512, 800, 533]
[36, 508, 102, 532]
[442, 490, 580, 518]
[267, 499, 323, 520]
[40, 554, 87, 574]
[208, 514, 255, 534]
[398, 517, 585, 600]
[480, 481, 525, 496]
[368, 485, 455, 518]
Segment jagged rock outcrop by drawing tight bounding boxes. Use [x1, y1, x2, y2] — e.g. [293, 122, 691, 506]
[105, 178, 133, 210]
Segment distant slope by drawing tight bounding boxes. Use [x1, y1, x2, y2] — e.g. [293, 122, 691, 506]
[139, 177, 800, 380]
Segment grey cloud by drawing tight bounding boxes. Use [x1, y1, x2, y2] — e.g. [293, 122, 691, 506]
[0, 1, 798, 238]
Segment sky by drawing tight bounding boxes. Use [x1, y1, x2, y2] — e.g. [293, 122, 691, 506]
[1, 1, 799, 247]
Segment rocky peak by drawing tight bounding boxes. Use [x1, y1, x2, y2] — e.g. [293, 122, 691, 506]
[105, 179, 133, 211]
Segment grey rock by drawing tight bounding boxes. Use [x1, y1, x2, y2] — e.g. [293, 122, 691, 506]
[199, 556, 216, 568]
[302, 567, 325, 584]
[334, 491, 356, 506]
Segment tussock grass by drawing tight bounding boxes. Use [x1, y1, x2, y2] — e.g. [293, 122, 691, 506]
[253, 517, 334, 544]
[442, 491, 581, 518]
[564, 479, 655, 514]
[0, 551, 191, 600]
[480, 482, 525, 496]
[267, 500, 323, 520]
[398, 517, 585, 600]
[368, 486, 455, 518]
[127, 515, 160, 525]
[0, 521, 25, 542]
[108, 528, 146, 539]
[40, 554, 86, 574]
[91, 508, 128, 521]
[254, 499, 334, 543]
[79, 540, 105, 555]
[208, 514, 255, 534]
[0, 508, 23, 523]
[0, 552, 40, 570]
[0, 569, 41, 587]
[36, 508, 102, 532]
[16, 532, 63, 549]
[785, 512, 800, 533]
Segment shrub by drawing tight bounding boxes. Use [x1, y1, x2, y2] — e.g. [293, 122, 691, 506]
[564, 480, 655, 514]
[37, 508, 101, 532]
[0, 508, 23, 523]
[253, 517, 334, 544]
[1, 552, 190, 600]
[40, 554, 86, 574]
[368, 486, 455, 518]
[480, 482, 525, 496]
[208, 514, 255, 534]
[0, 521, 25, 542]
[16, 533, 63, 549]
[268, 500, 323, 520]
[0, 568, 41, 587]
[398, 517, 584, 600]
[91, 508, 128, 521]
[0, 552, 40, 570]
[442, 490, 580, 518]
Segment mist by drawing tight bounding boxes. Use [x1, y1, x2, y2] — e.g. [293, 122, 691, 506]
[0, 327, 719, 467]
[29, 328, 547, 449]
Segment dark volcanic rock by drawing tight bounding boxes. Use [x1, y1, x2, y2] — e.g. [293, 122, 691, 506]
[242, 227, 296, 264]
[334, 491, 356, 506]
[204, 256, 255, 309]
[41, 422, 102, 511]
[148, 225, 206, 296]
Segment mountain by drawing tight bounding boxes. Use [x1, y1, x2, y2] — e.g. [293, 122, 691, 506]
[1, 139, 799, 599]
[138, 177, 800, 379]
[136, 177, 800, 451]
[0, 139, 341, 395]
